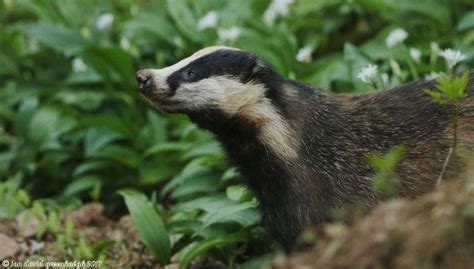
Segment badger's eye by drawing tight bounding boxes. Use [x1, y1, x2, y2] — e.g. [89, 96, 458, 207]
[184, 69, 196, 80]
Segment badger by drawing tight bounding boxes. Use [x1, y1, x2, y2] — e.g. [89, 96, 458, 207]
[136, 46, 474, 251]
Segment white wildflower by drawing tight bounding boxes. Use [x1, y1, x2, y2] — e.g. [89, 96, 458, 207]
[296, 46, 313, 63]
[381, 73, 389, 85]
[385, 28, 408, 48]
[263, 0, 294, 26]
[430, 42, 440, 55]
[409, 48, 421, 63]
[96, 13, 114, 30]
[424, 71, 443, 81]
[217, 27, 241, 41]
[439, 48, 466, 69]
[120, 36, 131, 50]
[198, 11, 219, 30]
[72, 58, 87, 73]
[357, 64, 378, 84]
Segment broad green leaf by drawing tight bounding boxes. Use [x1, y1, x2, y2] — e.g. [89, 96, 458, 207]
[92, 145, 141, 168]
[72, 160, 111, 177]
[85, 127, 124, 156]
[27, 106, 76, 148]
[123, 11, 177, 46]
[182, 141, 223, 160]
[80, 47, 135, 85]
[119, 190, 170, 265]
[226, 185, 248, 202]
[176, 194, 236, 213]
[161, 159, 210, 196]
[171, 173, 221, 199]
[146, 110, 167, 143]
[139, 157, 181, 185]
[64, 175, 102, 197]
[236, 253, 276, 269]
[178, 235, 243, 269]
[457, 11, 474, 31]
[21, 23, 87, 55]
[144, 142, 188, 157]
[81, 116, 134, 139]
[221, 208, 260, 228]
[167, 0, 204, 43]
[197, 202, 257, 234]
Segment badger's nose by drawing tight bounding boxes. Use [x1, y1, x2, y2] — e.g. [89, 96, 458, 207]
[136, 70, 153, 94]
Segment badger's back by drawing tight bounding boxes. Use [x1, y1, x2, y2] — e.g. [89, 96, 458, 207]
[295, 72, 474, 204]
[346, 73, 474, 196]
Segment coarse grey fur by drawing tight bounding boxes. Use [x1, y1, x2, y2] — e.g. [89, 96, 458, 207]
[137, 46, 474, 251]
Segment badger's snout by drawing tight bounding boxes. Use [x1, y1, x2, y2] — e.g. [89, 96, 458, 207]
[136, 70, 154, 95]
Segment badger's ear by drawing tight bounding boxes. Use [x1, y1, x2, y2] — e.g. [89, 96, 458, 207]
[244, 53, 269, 82]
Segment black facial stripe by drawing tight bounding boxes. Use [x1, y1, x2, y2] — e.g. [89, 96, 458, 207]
[166, 49, 256, 92]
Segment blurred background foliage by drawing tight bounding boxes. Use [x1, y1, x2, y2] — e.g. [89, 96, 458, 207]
[1, 0, 474, 267]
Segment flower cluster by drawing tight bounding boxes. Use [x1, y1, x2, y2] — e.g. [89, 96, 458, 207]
[263, 0, 294, 25]
[198, 11, 219, 30]
[96, 13, 114, 30]
[424, 71, 444, 81]
[217, 27, 241, 41]
[439, 48, 467, 69]
[357, 64, 378, 84]
[409, 48, 421, 63]
[386, 28, 408, 48]
[72, 58, 87, 73]
[296, 46, 313, 63]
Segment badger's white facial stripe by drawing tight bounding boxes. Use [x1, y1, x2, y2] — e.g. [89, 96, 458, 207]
[172, 76, 299, 160]
[150, 46, 240, 90]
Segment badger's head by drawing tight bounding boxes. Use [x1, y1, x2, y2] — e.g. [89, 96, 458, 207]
[136, 46, 280, 116]
[137, 46, 298, 159]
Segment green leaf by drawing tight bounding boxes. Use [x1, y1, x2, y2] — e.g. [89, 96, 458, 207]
[167, 0, 204, 43]
[27, 106, 76, 148]
[226, 185, 248, 202]
[178, 235, 243, 269]
[144, 142, 188, 157]
[81, 116, 134, 139]
[92, 239, 115, 257]
[85, 127, 124, 156]
[119, 190, 170, 265]
[457, 11, 474, 31]
[182, 141, 223, 159]
[81, 47, 135, 85]
[63, 175, 102, 197]
[197, 202, 257, 234]
[368, 145, 406, 197]
[123, 11, 177, 46]
[21, 23, 87, 55]
[139, 157, 181, 185]
[92, 145, 141, 168]
[161, 159, 210, 196]
[176, 194, 236, 213]
[236, 253, 276, 269]
[72, 160, 111, 177]
[171, 173, 221, 199]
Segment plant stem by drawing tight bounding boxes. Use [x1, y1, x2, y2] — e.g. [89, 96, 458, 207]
[436, 103, 459, 186]
[436, 146, 453, 186]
